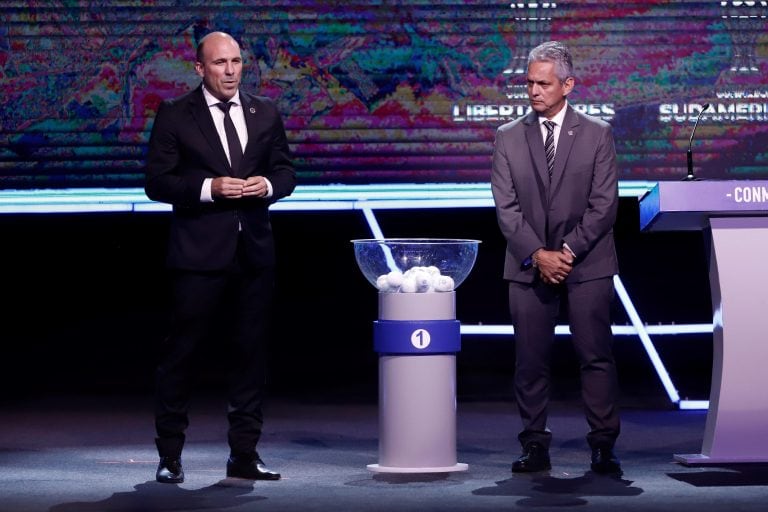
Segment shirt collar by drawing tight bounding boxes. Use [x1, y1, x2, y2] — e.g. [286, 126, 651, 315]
[202, 86, 240, 108]
[539, 100, 568, 127]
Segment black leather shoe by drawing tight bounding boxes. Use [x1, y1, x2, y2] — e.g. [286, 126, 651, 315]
[156, 457, 184, 484]
[591, 447, 622, 474]
[511, 442, 551, 473]
[226, 457, 281, 480]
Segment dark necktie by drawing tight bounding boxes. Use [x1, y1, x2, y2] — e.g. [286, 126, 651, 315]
[215, 101, 243, 175]
[543, 120, 556, 178]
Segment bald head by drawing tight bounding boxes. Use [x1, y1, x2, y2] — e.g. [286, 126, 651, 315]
[196, 31, 240, 62]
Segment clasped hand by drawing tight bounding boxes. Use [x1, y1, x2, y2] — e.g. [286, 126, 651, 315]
[535, 248, 573, 285]
[212, 176, 268, 199]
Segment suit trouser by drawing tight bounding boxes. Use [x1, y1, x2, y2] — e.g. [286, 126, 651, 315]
[154, 254, 275, 460]
[508, 276, 620, 450]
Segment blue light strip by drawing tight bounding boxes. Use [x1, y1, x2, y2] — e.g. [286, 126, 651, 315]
[460, 324, 714, 336]
[613, 323, 714, 335]
[612, 274, 681, 404]
[360, 205, 398, 272]
[0, 182, 656, 214]
[361, 205, 387, 240]
[679, 400, 710, 410]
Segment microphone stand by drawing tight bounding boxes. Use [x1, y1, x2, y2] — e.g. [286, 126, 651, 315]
[684, 103, 711, 181]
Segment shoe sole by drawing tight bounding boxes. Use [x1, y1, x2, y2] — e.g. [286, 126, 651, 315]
[156, 476, 184, 483]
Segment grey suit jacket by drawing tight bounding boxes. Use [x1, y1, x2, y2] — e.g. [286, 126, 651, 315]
[491, 105, 619, 283]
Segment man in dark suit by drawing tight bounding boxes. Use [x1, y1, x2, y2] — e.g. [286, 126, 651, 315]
[491, 41, 621, 474]
[145, 31, 296, 484]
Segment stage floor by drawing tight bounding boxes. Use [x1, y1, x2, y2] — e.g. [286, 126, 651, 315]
[2, 394, 767, 512]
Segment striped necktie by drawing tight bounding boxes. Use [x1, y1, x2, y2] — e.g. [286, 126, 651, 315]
[543, 120, 556, 178]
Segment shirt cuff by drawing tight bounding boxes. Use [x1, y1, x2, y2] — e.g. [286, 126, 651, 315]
[201, 178, 214, 202]
[562, 242, 576, 258]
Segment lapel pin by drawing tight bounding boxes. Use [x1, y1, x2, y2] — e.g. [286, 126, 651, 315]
[568, 130, 573, 136]
[249, 107, 256, 114]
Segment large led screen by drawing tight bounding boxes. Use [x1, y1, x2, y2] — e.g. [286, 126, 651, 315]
[2, 1, 767, 189]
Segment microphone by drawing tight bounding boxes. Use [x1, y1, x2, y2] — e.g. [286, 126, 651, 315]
[684, 103, 711, 181]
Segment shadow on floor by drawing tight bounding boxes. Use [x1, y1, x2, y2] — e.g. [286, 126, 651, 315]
[49, 480, 265, 512]
[668, 464, 768, 487]
[473, 471, 643, 507]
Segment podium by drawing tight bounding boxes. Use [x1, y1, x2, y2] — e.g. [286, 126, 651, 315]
[640, 180, 768, 464]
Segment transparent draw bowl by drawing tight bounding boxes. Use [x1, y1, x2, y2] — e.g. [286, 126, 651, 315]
[351, 238, 480, 293]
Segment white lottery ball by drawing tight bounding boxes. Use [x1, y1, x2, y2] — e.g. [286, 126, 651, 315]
[414, 271, 432, 292]
[400, 276, 417, 293]
[386, 270, 404, 287]
[435, 275, 455, 292]
[376, 275, 391, 292]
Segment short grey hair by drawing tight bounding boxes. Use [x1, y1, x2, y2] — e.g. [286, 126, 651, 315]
[528, 41, 574, 83]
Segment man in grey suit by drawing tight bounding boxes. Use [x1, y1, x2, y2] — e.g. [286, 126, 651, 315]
[145, 31, 296, 483]
[491, 41, 621, 474]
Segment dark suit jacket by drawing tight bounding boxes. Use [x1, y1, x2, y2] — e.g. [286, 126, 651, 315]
[145, 85, 296, 271]
[491, 105, 619, 283]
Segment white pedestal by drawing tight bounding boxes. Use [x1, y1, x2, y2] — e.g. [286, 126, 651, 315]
[368, 292, 468, 473]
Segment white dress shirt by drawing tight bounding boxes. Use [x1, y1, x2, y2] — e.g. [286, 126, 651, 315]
[537, 100, 568, 154]
[199, 86, 272, 201]
[538, 101, 576, 258]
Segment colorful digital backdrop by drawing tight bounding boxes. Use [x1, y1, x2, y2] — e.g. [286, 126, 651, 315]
[1, 1, 767, 189]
